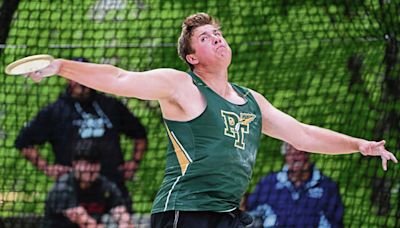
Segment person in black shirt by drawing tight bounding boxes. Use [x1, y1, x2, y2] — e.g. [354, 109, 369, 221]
[15, 58, 147, 212]
[43, 140, 133, 227]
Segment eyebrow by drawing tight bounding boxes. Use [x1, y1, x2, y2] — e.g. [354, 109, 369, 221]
[197, 29, 221, 38]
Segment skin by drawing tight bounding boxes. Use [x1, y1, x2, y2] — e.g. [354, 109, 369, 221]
[27, 22, 397, 170]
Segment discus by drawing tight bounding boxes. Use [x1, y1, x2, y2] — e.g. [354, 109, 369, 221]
[5, 54, 54, 75]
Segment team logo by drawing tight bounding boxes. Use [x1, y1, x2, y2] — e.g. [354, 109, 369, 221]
[221, 111, 256, 149]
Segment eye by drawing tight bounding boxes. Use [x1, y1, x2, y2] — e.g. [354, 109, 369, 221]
[200, 36, 207, 42]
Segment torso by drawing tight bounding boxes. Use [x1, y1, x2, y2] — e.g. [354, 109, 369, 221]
[152, 71, 262, 213]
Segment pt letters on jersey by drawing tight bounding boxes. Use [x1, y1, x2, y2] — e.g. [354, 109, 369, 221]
[221, 111, 256, 150]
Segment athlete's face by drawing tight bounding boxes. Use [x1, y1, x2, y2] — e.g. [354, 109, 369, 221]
[285, 145, 310, 173]
[73, 160, 101, 184]
[187, 24, 232, 68]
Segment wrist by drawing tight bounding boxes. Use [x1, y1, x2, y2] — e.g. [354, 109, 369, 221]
[55, 59, 65, 75]
[356, 139, 369, 152]
[346, 137, 366, 153]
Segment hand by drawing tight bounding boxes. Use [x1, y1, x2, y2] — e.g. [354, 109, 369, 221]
[119, 160, 139, 180]
[44, 164, 72, 179]
[25, 59, 62, 83]
[359, 140, 398, 171]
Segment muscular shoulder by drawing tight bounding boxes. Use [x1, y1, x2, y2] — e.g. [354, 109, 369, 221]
[248, 89, 270, 105]
[159, 69, 193, 87]
[158, 70, 198, 101]
[158, 71, 204, 121]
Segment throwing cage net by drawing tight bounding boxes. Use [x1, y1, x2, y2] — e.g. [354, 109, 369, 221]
[0, 0, 399, 227]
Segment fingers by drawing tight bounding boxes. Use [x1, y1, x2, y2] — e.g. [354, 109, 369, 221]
[376, 140, 386, 147]
[380, 150, 398, 171]
[23, 71, 44, 83]
[381, 149, 392, 160]
[31, 76, 43, 83]
[386, 150, 398, 163]
[381, 148, 397, 163]
[382, 158, 387, 171]
[31, 70, 44, 82]
[389, 153, 398, 163]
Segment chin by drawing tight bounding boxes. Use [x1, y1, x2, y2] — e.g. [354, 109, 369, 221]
[217, 52, 231, 62]
[223, 58, 232, 68]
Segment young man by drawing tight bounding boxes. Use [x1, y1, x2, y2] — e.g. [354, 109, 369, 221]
[43, 140, 133, 228]
[26, 13, 397, 228]
[246, 143, 344, 227]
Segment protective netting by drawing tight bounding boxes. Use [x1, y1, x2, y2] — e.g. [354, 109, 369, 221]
[0, 0, 399, 227]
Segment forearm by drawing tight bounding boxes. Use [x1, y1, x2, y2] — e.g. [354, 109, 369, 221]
[299, 124, 367, 154]
[58, 59, 126, 96]
[20, 147, 48, 171]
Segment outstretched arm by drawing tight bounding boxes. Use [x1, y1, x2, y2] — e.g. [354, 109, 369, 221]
[250, 90, 398, 170]
[27, 59, 188, 101]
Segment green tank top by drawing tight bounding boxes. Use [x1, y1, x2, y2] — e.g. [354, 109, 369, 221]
[151, 72, 262, 213]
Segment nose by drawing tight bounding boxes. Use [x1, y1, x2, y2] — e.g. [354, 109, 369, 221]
[212, 35, 221, 45]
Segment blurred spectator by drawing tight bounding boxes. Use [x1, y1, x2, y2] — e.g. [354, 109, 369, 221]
[246, 142, 344, 227]
[15, 57, 147, 212]
[42, 139, 133, 227]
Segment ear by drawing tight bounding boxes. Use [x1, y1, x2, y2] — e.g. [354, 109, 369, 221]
[186, 54, 199, 65]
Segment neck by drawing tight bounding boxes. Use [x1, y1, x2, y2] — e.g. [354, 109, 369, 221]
[193, 67, 230, 96]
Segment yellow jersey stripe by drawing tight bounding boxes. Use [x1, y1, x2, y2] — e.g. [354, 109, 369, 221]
[165, 123, 191, 175]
